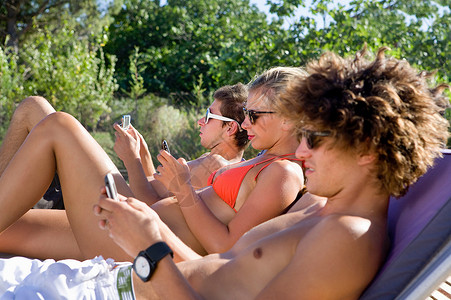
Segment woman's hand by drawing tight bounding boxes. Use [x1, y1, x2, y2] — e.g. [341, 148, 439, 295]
[154, 150, 191, 195]
[93, 187, 163, 257]
[135, 129, 151, 160]
[134, 129, 156, 176]
[113, 123, 141, 164]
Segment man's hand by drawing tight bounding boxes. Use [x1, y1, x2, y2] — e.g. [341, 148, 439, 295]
[113, 123, 141, 164]
[93, 187, 163, 257]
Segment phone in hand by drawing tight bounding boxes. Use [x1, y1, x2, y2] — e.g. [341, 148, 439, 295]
[121, 115, 131, 130]
[161, 140, 170, 153]
[104, 173, 119, 201]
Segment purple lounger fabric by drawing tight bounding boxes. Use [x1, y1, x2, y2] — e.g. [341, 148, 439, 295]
[359, 150, 451, 299]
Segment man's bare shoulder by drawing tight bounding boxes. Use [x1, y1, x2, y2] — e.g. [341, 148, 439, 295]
[186, 153, 233, 189]
[188, 153, 230, 175]
[186, 152, 209, 167]
[187, 152, 229, 169]
[316, 215, 382, 257]
[272, 213, 387, 299]
[286, 192, 326, 214]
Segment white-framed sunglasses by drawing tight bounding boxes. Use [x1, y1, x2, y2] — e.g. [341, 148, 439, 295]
[205, 108, 243, 131]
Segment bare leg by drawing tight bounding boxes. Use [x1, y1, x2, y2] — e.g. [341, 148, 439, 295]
[0, 196, 209, 260]
[0, 112, 133, 261]
[0, 210, 82, 260]
[0, 96, 55, 175]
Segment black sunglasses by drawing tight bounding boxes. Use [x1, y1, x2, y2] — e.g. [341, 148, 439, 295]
[243, 107, 275, 124]
[299, 129, 331, 149]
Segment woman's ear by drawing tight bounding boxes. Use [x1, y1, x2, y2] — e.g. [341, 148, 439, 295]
[281, 118, 294, 131]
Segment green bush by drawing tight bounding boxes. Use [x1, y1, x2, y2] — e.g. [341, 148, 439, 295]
[20, 24, 118, 129]
[0, 46, 27, 139]
[136, 102, 205, 164]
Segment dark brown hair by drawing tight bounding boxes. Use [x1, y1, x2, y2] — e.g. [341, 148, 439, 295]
[214, 82, 249, 149]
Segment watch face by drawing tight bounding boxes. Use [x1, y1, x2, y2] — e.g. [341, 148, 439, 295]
[134, 256, 151, 278]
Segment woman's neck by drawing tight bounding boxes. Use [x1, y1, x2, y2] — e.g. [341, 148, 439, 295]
[263, 136, 299, 157]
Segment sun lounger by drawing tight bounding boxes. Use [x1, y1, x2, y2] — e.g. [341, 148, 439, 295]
[359, 149, 451, 299]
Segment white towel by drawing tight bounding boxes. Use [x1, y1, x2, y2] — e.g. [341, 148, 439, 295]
[0, 256, 134, 299]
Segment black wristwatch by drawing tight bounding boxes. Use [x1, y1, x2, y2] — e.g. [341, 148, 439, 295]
[133, 241, 174, 282]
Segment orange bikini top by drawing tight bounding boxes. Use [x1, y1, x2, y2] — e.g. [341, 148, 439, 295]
[207, 154, 302, 212]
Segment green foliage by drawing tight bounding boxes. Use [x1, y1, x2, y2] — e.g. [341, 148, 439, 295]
[141, 105, 198, 161]
[0, 0, 123, 51]
[0, 46, 27, 138]
[20, 23, 118, 128]
[91, 130, 122, 167]
[279, 0, 451, 147]
[104, 0, 287, 103]
[125, 48, 147, 101]
[1, 0, 450, 156]
[122, 47, 147, 124]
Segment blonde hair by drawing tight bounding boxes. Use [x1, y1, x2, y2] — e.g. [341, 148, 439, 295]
[248, 67, 307, 108]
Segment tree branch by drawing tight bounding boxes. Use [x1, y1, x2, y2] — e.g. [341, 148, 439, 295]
[20, 0, 69, 37]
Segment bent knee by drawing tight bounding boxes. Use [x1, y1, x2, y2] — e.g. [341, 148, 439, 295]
[18, 96, 54, 114]
[151, 197, 179, 211]
[15, 96, 55, 128]
[21, 96, 50, 106]
[33, 112, 83, 136]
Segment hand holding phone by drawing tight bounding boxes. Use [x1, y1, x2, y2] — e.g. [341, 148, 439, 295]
[161, 140, 170, 153]
[105, 173, 119, 201]
[121, 115, 131, 130]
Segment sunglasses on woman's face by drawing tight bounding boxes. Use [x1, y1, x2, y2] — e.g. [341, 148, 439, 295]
[299, 129, 331, 149]
[243, 107, 275, 125]
[204, 108, 242, 131]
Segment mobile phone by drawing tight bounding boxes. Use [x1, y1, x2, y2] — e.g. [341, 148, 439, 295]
[121, 115, 131, 130]
[161, 140, 170, 153]
[104, 173, 119, 201]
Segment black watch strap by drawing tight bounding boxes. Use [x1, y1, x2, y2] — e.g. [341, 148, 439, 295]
[133, 241, 174, 282]
[143, 241, 174, 262]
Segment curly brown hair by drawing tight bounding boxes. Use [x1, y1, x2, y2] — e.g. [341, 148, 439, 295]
[277, 47, 449, 197]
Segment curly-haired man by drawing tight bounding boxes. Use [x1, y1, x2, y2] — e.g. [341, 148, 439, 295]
[96, 47, 448, 299]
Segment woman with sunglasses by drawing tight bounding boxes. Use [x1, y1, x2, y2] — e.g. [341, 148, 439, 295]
[153, 67, 307, 255]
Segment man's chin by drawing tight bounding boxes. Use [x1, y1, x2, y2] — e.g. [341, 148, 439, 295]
[200, 140, 208, 149]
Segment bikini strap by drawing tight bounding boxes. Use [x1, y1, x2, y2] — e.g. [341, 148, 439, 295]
[207, 169, 219, 185]
[251, 153, 295, 166]
[254, 154, 303, 180]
